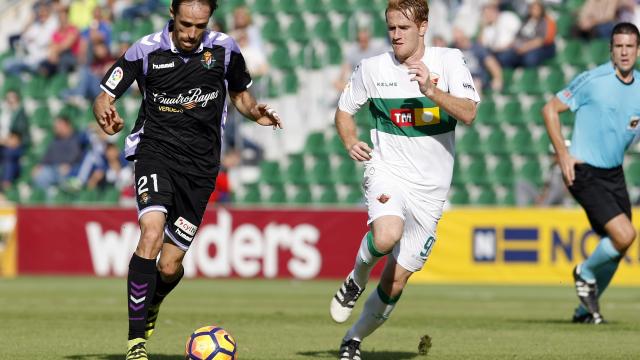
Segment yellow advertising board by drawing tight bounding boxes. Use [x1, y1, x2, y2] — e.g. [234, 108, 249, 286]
[413, 208, 640, 285]
[0, 207, 16, 278]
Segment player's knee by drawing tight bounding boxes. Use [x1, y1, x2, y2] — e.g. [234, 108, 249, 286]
[372, 230, 402, 252]
[622, 226, 636, 247]
[158, 261, 181, 279]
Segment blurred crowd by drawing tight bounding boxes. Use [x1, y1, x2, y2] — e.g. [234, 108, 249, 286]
[2, 0, 639, 206]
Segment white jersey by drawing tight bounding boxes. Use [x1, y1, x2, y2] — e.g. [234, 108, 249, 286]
[338, 47, 480, 200]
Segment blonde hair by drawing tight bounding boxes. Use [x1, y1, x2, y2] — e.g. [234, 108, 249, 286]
[386, 0, 429, 25]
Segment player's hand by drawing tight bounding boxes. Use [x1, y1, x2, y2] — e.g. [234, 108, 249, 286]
[406, 60, 434, 97]
[94, 103, 124, 135]
[348, 141, 372, 162]
[253, 104, 283, 130]
[557, 153, 580, 187]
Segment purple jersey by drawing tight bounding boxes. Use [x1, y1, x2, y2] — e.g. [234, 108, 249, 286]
[100, 20, 251, 176]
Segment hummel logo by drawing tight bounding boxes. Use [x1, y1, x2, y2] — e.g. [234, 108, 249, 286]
[153, 62, 175, 69]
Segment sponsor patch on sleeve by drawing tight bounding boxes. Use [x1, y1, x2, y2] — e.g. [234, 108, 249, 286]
[106, 67, 124, 89]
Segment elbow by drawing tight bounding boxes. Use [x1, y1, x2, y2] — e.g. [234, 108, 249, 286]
[459, 107, 477, 126]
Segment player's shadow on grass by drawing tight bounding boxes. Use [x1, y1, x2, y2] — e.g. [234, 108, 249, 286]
[298, 350, 417, 359]
[65, 354, 181, 360]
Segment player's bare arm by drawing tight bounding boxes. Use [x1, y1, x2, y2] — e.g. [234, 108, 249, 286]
[406, 60, 477, 125]
[93, 91, 124, 135]
[543, 96, 580, 186]
[229, 90, 283, 129]
[335, 109, 371, 162]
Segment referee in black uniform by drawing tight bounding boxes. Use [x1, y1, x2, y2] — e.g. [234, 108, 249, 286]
[92, 1, 282, 358]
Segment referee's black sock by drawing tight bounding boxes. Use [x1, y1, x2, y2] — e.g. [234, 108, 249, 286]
[127, 254, 157, 340]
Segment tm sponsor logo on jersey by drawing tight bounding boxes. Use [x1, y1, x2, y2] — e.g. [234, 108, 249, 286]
[152, 62, 175, 70]
[152, 88, 219, 108]
[390, 107, 441, 127]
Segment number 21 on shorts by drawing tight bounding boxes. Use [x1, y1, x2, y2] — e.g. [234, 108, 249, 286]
[137, 174, 158, 194]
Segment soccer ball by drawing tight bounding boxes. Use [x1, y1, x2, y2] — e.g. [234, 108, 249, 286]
[185, 325, 237, 360]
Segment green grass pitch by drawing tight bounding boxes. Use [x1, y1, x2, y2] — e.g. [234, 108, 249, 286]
[1, 277, 639, 359]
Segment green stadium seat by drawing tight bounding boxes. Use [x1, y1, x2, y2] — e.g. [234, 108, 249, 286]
[541, 66, 565, 94]
[518, 157, 544, 186]
[267, 185, 287, 203]
[303, 0, 326, 14]
[474, 185, 497, 205]
[329, 0, 353, 14]
[286, 153, 309, 185]
[261, 18, 283, 43]
[512, 68, 542, 94]
[476, 99, 497, 125]
[328, 133, 346, 154]
[559, 40, 588, 67]
[4, 185, 20, 203]
[287, 18, 309, 44]
[626, 159, 640, 186]
[304, 132, 327, 156]
[335, 157, 360, 185]
[313, 17, 334, 40]
[500, 187, 516, 206]
[77, 188, 99, 203]
[279, 0, 301, 14]
[24, 75, 47, 100]
[259, 161, 284, 185]
[522, 98, 546, 125]
[587, 39, 609, 65]
[325, 38, 343, 65]
[480, 127, 507, 154]
[282, 70, 299, 93]
[310, 156, 333, 185]
[344, 184, 363, 204]
[488, 156, 515, 186]
[534, 133, 552, 154]
[270, 44, 294, 70]
[449, 186, 469, 205]
[459, 157, 489, 185]
[100, 187, 121, 204]
[241, 183, 261, 203]
[556, 13, 573, 38]
[457, 128, 481, 155]
[292, 185, 313, 204]
[507, 127, 536, 155]
[32, 106, 52, 129]
[253, 0, 276, 14]
[1, 75, 21, 97]
[497, 99, 524, 125]
[501, 68, 515, 93]
[318, 184, 338, 203]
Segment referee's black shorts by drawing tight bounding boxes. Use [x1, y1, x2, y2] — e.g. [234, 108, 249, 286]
[568, 163, 631, 236]
[133, 157, 217, 251]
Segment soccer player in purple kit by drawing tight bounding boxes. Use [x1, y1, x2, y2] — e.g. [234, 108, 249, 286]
[92, 1, 282, 358]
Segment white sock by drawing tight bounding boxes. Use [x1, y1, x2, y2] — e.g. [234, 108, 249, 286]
[352, 231, 386, 288]
[345, 286, 399, 341]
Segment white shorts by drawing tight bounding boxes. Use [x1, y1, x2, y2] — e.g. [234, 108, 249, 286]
[363, 162, 445, 272]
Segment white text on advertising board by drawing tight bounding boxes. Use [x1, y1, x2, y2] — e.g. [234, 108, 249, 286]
[85, 209, 321, 279]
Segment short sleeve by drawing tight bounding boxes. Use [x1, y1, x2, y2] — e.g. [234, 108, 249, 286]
[100, 55, 141, 99]
[445, 49, 481, 103]
[226, 49, 252, 92]
[556, 71, 590, 112]
[338, 61, 368, 115]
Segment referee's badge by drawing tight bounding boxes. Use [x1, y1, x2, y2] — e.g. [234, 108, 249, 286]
[201, 51, 215, 69]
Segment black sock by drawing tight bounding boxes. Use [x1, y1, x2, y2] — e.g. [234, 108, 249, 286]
[151, 265, 184, 306]
[127, 254, 157, 340]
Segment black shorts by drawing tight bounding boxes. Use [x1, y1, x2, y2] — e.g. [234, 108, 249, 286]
[568, 164, 631, 236]
[134, 157, 217, 251]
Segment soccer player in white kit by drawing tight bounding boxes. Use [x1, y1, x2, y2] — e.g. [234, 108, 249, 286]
[329, 1, 479, 359]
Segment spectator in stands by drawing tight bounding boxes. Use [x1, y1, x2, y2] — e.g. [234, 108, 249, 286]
[39, 5, 81, 77]
[575, 0, 623, 39]
[120, 0, 162, 20]
[477, 0, 522, 55]
[31, 115, 83, 195]
[62, 40, 115, 102]
[452, 0, 484, 39]
[515, 159, 572, 207]
[1, 90, 31, 149]
[424, 0, 452, 46]
[3, 1, 59, 76]
[0, 131, 25, 192]
[232, 6, 264, 53]
[67, 123, 111, 191]
[452, 27, 503, 93]
[333, 24, 388, 93]
[495, 0, 556, 68]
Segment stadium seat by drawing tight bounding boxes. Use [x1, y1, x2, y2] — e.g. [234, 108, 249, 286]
[587, 40, 609, 65]
[24, 75, 47, 100]
[511, 68, 542, 94]
[318, 184, 339, 203]
[260, 161, 284, 185]
[499, 187, 516, 206]
[310, 156, 333, 185]
[282, 70, 299, 93]
[473, 185, 497, 205]
[559, 40, 588, 67]
[335, 157, 360, 185]
[302, 0, 326, 14]
[541, 66, 565, 94]
[534, 133, 552, 154]
[267, 185, 288, 203]
[518, 157, 544, 186]
[497, 99, 524, 125]
[279, 0, 301, 14]
[77, 188, 99, 203]
[304, 132, 327, 156]
[480, 127, 507, 154]
[459, 157, 489, 185]
[343, 184, 363, 204]
[476, 99, 497, 125]
[270, 44, 294, 69]
[324, 38, 343, 65]
[287, 17, 309, 44]
[313, 16, 334, 40]
[457, 128, 481, 155]
[32, 106, 52, 129]
[626, 159, 640, 186]
[522, 98, 546, 125]
[488, 156, 515, 185]
[1, 75, 21, 97]
[261, 18, 283, 43]
[449, 186, 469, 205]
[100, 187, 121, 204]
[292, 184, 313, 204]
[555, 12, 573, 38]
[241, 183, 261, 203]
[253, 0, 276, 14]
[329, 0, 353, 14]
[286, 153, 309, 185]
[507, 127, 536, 155]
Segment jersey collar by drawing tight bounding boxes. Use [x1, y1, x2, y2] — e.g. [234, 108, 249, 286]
[166, 20, 205, 55]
